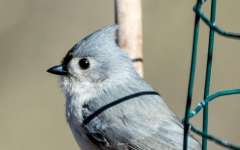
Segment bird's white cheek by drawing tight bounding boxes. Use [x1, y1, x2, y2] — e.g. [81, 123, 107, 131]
[60, 75, 96, 101]
[68, 58, 82, 78]
[60, 76, 73, 94]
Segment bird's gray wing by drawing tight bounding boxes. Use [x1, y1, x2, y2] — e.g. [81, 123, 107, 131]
[81, 94, 201, 150]
[126, 117, 201, 150]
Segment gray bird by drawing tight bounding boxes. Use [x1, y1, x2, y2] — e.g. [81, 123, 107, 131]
[47, 25, 201, 150]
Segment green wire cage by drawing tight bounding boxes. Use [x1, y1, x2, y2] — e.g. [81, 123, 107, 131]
[182, 0, 240, 149]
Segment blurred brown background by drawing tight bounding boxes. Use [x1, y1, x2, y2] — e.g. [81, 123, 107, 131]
[1, 0, 240, 150]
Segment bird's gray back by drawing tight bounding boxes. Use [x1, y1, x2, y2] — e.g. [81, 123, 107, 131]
[80, 76, 201, 150]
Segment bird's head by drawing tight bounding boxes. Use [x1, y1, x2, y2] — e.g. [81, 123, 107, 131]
[47, 25, 137, 96]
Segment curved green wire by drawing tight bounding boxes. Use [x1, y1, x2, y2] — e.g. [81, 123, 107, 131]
[190, 125, 240, 150]
[182, 89, 240, 149]
[183, 0, 240, 149]
[183, 89, 240, 121]
[193, 4, 240, 39]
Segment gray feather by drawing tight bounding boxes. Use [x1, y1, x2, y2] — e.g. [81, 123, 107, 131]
[58, 25, 201, 150]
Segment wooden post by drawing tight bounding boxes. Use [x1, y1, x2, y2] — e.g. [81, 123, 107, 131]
[115, 0, 143, 77]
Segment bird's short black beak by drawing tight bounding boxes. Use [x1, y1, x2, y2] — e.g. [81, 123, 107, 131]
[47, 65, 69, 75]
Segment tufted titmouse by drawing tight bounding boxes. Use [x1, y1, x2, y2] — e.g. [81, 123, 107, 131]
[47, 25, 201, 150]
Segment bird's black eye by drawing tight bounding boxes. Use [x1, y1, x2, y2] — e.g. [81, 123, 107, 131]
[79, 58, 90, 69]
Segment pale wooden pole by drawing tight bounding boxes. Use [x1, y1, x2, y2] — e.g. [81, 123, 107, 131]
[115, 0, 143, 77]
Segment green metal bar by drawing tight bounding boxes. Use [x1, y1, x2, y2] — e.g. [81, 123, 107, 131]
[183, 0, 203, 149]
[202, 0, 217, 149]
[183, 89, 240, 120]
[193, 4, 240, 39]
[182, 89, 240, 149]
[182, 0, 240, 149]
[190, 125, 240, 150]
